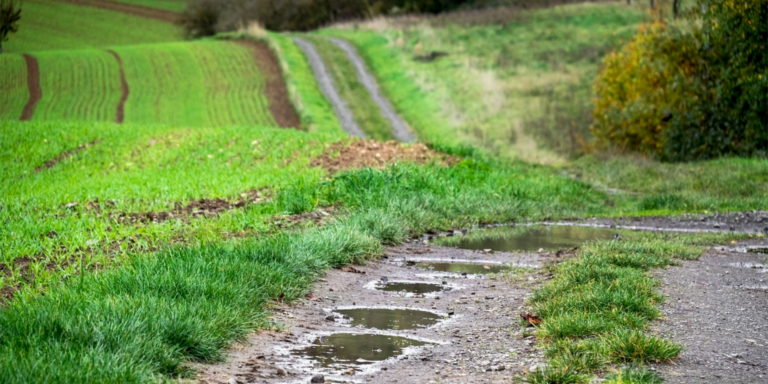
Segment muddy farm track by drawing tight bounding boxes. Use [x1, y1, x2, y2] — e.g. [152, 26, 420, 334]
[292, 37, 366, 138]
[189, 214, 768, 384]
[52, 0, 179, 22]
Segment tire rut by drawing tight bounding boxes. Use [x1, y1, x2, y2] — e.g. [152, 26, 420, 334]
[107, 50, 129, 124]
[328, 37, 415, 143]
[20, 54, 41, 121]
[291, 37, 366, 138]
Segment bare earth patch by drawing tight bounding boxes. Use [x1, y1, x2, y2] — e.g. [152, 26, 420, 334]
[654, 243, 768, 383]
[310, 139, 460, 175]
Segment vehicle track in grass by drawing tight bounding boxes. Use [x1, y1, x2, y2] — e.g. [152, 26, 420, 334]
[236, 40, 301, 129]
[292, 37, 366, 138]
[328, 37, 415, 143]
[52, 0, 178, 23]
[20, 54, 41, 121]
[106, 50, 129, 123]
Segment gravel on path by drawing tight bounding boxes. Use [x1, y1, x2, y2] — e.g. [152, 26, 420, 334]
[291, 37, 366, 138]
[328, 37, 416, 143]
[655, 244, 768, 384]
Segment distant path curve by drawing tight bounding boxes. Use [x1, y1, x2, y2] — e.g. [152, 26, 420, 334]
[20, 54, 41, 121]
[292, 37, 366, 138]
[328, 37, 415, 143]
[52, 0, 179, 23]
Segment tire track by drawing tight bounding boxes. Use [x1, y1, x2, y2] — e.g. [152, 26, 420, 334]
[20, 54, 41, 121]
[51, 0, 178, 23]
[107, 50, 129, 123]
[292, 37, 366, 138]
[328, 37, 415, 143]
[237, 40, 301, 129]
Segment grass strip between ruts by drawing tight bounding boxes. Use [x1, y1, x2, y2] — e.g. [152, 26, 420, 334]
[524, 231, 752, 383]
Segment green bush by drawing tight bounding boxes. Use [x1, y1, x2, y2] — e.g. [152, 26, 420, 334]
[591, 0, 767, 161]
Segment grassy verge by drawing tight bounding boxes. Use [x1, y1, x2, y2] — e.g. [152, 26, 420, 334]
[299, 35, 396, 141]
[525, 231, 754, 383]
[0, 120, 336, 297]
[322, 2, 647, 162]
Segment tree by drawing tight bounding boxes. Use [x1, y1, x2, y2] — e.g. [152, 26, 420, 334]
[0, 0, 22, 54]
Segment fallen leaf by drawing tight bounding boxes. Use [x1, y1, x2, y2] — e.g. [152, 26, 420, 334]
[520, 312, 543, 327]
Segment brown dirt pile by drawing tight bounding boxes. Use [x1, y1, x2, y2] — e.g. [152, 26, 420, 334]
[310, 139, 459, 174]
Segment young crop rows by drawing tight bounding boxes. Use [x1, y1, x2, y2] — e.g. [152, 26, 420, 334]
[0, 41, 285, 129]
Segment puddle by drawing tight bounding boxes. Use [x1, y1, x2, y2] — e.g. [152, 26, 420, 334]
[334, 308, 444, 330]
[748, 248, 768, 254]
[290, 333, 433, 370]
[416, 262, 511, 275]
[434, 225, 617, 252]
[376, 281, 444, 295]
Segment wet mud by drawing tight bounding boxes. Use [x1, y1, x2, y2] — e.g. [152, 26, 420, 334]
[191, 242, 550, 384]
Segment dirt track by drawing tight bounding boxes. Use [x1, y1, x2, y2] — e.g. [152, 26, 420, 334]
[656, 245, 768, 383]
[20, 54, 41, 121]
[107, 50, 129, 124]
[52, 0, 179, 23]
[238, 41, 302, 129]
[192, 243, 549, 384]
[292, 37, 367, 138]
[328, 37, 415, 143]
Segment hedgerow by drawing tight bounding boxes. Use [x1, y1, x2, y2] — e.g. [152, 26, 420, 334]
[591, 0, 767, 161]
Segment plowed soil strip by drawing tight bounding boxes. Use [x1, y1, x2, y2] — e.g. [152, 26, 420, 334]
[107, 50, 129, 123]
[52, 0, 178, 22]
[237, 40, 301, 129]
[292, 37, 366, 138]
[21, 54, 41, 121]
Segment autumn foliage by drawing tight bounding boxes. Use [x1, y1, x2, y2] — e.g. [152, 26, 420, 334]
[591, 0, 767, 161]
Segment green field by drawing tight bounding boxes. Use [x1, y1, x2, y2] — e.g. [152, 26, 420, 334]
[1, 40, 298, 127]
[0, 54, 28, 120]
[4, 0, 181, 53]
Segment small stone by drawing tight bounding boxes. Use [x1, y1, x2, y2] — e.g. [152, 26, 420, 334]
[480, 360, 490, 366]
[310, 374, 325, 383]
[276, 368, 287, 376]
[530, 364, 538, 372]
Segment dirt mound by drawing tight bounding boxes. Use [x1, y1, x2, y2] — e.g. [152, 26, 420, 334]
[310, 140, 459, 174]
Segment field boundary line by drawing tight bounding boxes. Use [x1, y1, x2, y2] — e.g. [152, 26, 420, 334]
[328, 37, 415, 143]
[236, 40, 301, 129]
[51, 0, 179, 23]
[292, 37, 366, 138]
[106, 50, 129, 124]
[20, 54, 41, 121]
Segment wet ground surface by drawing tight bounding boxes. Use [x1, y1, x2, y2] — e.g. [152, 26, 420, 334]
[655, 241, 768, 384]
[191, 218, 768, 384]
[193, 243, 551, 384]
[436, 225, 616, 252]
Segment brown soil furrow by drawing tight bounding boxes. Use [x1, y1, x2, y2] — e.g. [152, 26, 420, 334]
[20, 54, 42, 121]
[237, 40, 301, 129]
[51, 0, 179, 23]
[107, 50, 129, 123]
